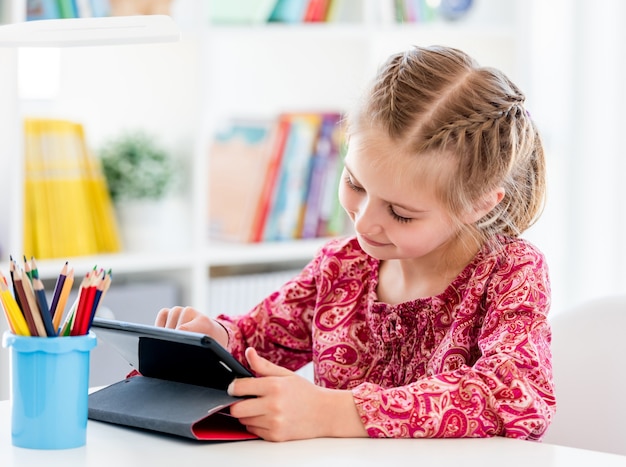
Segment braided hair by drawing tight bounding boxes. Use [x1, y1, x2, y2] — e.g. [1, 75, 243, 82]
[351, 45, 546, 240]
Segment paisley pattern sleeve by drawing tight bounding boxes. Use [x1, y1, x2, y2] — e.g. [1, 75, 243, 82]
[351, 242, 555, 440]
[215, 255, 321, 372]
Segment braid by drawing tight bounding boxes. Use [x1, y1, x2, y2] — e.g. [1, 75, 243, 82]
[350, 45, 547, 239]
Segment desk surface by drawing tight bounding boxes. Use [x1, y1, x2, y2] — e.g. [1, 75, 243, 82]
[1, 400, 625, 467]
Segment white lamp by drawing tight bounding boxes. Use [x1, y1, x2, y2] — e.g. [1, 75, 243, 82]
[0, 15, 180, 47]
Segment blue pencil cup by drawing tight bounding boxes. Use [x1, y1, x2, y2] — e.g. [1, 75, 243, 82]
[2, 331, 97, 449]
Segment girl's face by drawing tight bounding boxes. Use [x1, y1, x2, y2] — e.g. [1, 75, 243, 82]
[339, 130, 462, 263]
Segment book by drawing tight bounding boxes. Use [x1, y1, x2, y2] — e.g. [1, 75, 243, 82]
[208, 118, 278, 242]
[263, 113, 322, 241]
[303, 0, 331, 22]
[249, 114, 292, 243]
[268, 0, 309, 23]
[89, 0, 110, 17]
[57, 0, 79, 18]
[208, 0, 276, 24]
[300, 112, 342, 238]
[22, 118, 121, 259]
[26, 0, 61, 20]
[325, 0, 363, 23]
[88, 318, 257, 441]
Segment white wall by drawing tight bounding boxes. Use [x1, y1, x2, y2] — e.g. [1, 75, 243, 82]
[525, 0, 626, 316]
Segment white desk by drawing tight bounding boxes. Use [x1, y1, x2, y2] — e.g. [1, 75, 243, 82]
[1, 400, 625, 467]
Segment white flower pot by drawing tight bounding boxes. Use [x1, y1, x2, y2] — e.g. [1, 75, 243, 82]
[115, 198, 188, 253]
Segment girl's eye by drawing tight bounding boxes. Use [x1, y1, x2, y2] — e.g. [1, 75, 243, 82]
[388, 206, 412, 224]
[345, 175, 364, 192]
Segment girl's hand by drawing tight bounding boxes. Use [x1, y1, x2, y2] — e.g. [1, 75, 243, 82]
[227, 347, 367, 442]
[154, 306, 228, 348]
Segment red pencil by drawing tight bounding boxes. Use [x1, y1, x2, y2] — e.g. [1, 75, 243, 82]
[71, 271, 99, 336]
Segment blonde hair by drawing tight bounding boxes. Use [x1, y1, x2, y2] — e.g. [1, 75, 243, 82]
[350, 45, 546, 239]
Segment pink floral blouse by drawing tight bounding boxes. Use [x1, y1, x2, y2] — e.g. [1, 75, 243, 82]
[217, 235, 555, 440]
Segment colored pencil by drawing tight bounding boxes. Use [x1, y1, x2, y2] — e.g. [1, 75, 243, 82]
[0, 273, 30, 336]
[13, 269, 40, 336]
[1, 259, 110, 337]
[8, 257, 22, 312]
[19, 268, 47, 337]
[71, 271, 96, 336]
[30, 256, 40, 279]
[87, 269, 111, 332]
[33, 277, 56, 336]
[60, 297, 79, 336]
[52, 267, 74, 333]
[49, 261, 68, 320]
[23, 255, 33, 281]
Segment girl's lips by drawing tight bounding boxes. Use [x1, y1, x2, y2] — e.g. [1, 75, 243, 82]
[359, 234, 388, 247]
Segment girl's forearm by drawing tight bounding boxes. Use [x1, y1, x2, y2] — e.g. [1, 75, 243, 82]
[319, 387, 368, 438]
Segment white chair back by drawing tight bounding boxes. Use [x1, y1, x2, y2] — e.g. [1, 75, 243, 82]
[543, 296, 626, 455]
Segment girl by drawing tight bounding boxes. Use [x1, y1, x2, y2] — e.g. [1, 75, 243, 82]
[156, 45, 555, 442]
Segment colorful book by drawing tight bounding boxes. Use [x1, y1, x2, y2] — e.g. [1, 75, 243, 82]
[249, 115, 292, 243]
[300, 112, 342, 238]
[26, 0, 61, 20]
[57, 0, 78, 18]
[263, 113, 322, 241]
[23, 118, 121, 259]
[268, 0, 309, 23]
[303, 0, 331, 22]
[208, 0, 276, 24]
[208, 119, 277, 242]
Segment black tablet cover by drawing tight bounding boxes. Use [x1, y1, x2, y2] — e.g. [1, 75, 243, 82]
[88, 317, 257, 440]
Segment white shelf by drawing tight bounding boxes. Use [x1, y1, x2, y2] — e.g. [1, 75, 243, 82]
[0, 15, 180, 47]
[206, 238, 330, 267]
[33, 238, 330, 280]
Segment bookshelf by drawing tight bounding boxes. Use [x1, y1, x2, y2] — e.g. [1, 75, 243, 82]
[0, 0, 524, 308]
[0, 0, 528, 398]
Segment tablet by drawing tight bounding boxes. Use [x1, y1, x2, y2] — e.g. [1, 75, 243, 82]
[91, 317, 253, 391]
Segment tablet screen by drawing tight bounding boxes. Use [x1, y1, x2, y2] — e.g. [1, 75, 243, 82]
[91, 317, 253, 390]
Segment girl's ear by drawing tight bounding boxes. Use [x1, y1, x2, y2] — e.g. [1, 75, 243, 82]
[462, 187, 505, 224]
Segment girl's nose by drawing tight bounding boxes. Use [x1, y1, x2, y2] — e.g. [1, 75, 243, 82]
[353, 200, 381, 235]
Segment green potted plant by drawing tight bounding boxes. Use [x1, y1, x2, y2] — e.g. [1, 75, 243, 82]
[99, 129, 175, 203]
[98, 129, 179, 251]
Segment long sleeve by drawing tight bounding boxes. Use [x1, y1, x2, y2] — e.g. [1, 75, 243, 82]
[216, 261, 320, 373]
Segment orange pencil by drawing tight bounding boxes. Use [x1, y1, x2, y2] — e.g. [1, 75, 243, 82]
[52, 268, 74, 332]
[49, 261, 68, 320]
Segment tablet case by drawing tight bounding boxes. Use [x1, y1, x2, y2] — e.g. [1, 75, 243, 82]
[87, 319, 258, 441]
